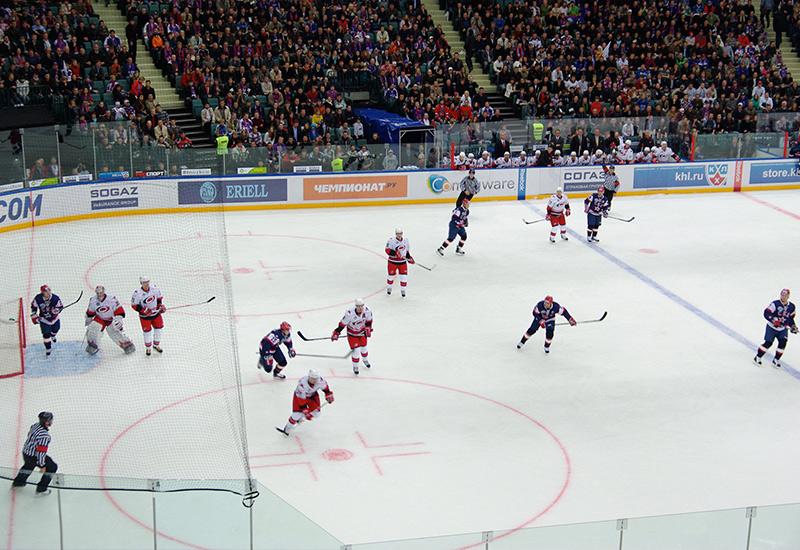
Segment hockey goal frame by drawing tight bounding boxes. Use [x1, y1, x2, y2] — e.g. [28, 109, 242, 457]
[0, 297, 25, 379]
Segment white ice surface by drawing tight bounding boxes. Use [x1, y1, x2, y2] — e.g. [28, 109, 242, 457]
[3, 190, 800, 548]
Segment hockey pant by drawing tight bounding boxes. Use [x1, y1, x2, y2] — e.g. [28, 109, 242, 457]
[526, 321, 555, 348]
[387, 261, 408, 291]
[347, 335, 369, 368]
[139, 314, 164, 349]
[259, 347, 287, 373]
[86, 319, 135, 354]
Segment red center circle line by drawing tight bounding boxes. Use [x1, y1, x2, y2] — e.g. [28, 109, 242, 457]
[83, 232, 387, 317]
[99, 376, 571, 549]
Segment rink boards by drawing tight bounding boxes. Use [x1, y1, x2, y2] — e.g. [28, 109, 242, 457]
[0, 158, 798, 232]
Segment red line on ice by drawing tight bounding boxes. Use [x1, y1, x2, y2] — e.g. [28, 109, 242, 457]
[370, 452, 432, 476]
[741, 193, 800, 220]
[249, 436, 306, 459]
[251, 461, 318, 481]
[356, 431, 425, 449]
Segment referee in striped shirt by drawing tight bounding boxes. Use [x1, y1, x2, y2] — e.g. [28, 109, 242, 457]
[12, 412, 58, 495]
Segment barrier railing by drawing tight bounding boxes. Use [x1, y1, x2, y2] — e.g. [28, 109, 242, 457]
[0, 122, 796, 189]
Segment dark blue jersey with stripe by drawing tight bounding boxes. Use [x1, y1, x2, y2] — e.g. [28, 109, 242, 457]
[31, 294, 63, 325]
[533, 300, 572, 324]
[764, 300, 796, 332]
[260, 328, 293, 356]
[451, 204, 470, 228]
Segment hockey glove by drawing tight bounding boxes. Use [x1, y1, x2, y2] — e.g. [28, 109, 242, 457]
[773, 319, 783, 328]
[32, 316, 39, 325]
[85, 316, 94, 327]
[539, 320, 546, 329]
[331, 330, 340, 341]
[112, 316, 124, 331]
[304, 409, 314, 421]
[569, 318, 577, 326]
[159, 304, 167, 313]
[602, 211, 609, 218]
[407, 257, 415, 264]
[792, 325, 799, 334]
[325, 393, 335, 404]
[565, 209, 571, 216]
[364, 327, 372, 337]
[288, 348, 297, 358]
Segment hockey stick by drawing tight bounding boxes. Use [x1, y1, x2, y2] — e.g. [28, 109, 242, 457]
[297, 331, 331, 342]
[169, 296, 216, 310]
[555, 311, 608, 326]
[608, 215, 635, 223]
[60, 291, 84, 310]
[414, 262, 437, 271]
[522, 217, 547, 225]
[296, 351, 351, 359]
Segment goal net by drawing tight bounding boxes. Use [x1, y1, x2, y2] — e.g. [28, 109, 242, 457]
[0, 185, 252, 497]
[0, 298, 25, 379]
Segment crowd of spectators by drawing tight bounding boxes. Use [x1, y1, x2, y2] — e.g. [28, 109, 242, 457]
[0, 0, 195, 152]
[452, 0, 799, 137]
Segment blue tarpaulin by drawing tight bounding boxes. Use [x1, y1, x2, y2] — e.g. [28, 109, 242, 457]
[354, 108, 429, 143]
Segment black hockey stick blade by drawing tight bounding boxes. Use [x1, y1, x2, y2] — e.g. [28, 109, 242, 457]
[296, 351, 351, 359]
[297, 331, 332, 342]
[61, 290, 85, 310]
[609, 215, 635, 223]
[523, 217, 546, 225]
[415, 262, 437, 271]
[555, 311, 608, 326]
[170, 296, 216, 310]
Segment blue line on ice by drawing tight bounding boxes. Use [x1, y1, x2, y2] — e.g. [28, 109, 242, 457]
[524, 202, 800, 380]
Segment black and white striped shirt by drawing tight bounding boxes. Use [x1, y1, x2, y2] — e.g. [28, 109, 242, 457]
[22, 423, 51, 467]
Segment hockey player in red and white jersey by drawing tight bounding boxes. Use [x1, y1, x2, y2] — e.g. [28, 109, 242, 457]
[476, 151, 494, 168]
[615, 140, 634, 164]
[385, 228, 415, 297]
[85, 285, 135, 355]
[495, 151, 513, 168]
[654, 141, 680, 163]
[332, 298, 373, 375]
[131, 276, 166, 356]
[565, 151, 579, 166]
[552, 150, 565, 166]
[276, 369, 334, 436]
[577, 150, 592, 165]
[512, 150, 528, 167]
[546, 187, 571, 243]
[591, 149, 606, 165]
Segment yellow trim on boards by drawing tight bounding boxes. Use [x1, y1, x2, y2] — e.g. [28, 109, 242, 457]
[0, 184, 798, 236]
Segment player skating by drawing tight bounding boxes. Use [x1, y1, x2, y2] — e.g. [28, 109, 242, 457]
[754, 288, 797, 368]
[584, 187, 610, 243]
[332, 298, 373, 374]
[85, 285, 135, 355]
[386, 228, 415, 297]
[517, 295, 576, 354]
[437, 198, 469, 256]
[546, 188, 571, 243]
[259, 321, 296, 379]
[276, 369, 334, 436]
[30, 285, 63, 356]
[131, 277, 166, 356]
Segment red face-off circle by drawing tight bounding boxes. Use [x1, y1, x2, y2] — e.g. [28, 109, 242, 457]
[322, 448, 354, 461]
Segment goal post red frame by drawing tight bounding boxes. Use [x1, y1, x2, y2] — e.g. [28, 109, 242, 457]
[0, 297, 25, 379]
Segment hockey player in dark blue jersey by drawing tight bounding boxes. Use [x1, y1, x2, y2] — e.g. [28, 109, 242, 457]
[584, 187, 610, 243]
[754, 288, 797, 368]
[517, 295, 576, 354]
[259, 321, 296, 379]
[30, 285, 63, 356]
[437, 198, 470, 256]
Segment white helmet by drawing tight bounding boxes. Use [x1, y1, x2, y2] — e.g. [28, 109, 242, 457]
[355, 298, 365, 307]
[95, 285, 105, 296]
[660, 140, 667, 146]
[504, 151, 510, 156]
[459, 152, 466, 159]
[520, 150, 526, 156]
[582, 150, 590, 156]
[534, 150, 541, 156]
[556, 187, 563, 194]
[625, 139, 632, 146]
[482, 150, 489, 157]
[139, 276, 150, 284]
[395, 227, 403, 235]
[570, 151, 577, 157]
[468, 153, 475, 158]
[554, 149, 561, 155]
[596, 149, 603, 156]
[308, 369, 320, 381]
[644, 147, 651, 153]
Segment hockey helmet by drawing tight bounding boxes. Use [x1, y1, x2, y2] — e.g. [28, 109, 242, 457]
[280, 321, 292, 332]
[139, 276, 150, 284]
[355, 298, 365, 308]
[596, 149, 603, 156]
[95, 285, 106, 296]
[40, 284, 51, 294]
[583, 150, 590, 156]
[395, 227, 403, 236]
[520, 150, 527, 156]
[555, 187, 563, 195]
[544, 295, 554, 305]
[308, 369, 320, 381]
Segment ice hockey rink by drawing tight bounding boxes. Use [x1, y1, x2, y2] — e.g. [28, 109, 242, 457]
[2, 189, 800, 548]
